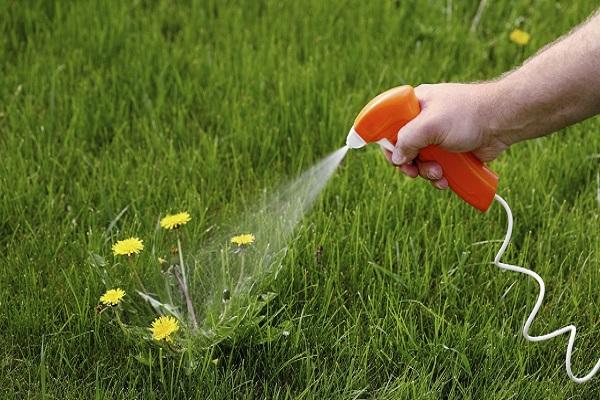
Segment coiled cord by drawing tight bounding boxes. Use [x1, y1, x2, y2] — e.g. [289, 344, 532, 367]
[493, 194, 600, 383]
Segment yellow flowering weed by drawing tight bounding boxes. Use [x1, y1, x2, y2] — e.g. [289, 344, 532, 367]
[150, 315, 180, 341]
[510, 29, 530, 45]
[230, 233, 255, 246]
[112, 237, 144, 256]
[160, 212, 191, 230]
[100, 288, 126, 306]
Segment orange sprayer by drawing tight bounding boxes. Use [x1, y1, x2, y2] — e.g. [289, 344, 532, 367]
[345, 86, 600, 383]
[346, 85, 498, 212]
[346, 86, 600, 383]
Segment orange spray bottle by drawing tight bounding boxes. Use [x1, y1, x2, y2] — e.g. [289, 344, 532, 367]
[346, 85, 498, 212]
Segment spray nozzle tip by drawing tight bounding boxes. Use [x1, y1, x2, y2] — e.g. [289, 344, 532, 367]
[346, 127, 367, 149]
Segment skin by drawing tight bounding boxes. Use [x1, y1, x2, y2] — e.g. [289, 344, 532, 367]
[386, 9, 600, 190]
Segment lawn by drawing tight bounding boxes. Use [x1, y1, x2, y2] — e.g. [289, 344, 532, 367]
[1, 0, 600, 398]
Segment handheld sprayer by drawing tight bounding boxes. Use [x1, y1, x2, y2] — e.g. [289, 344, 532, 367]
[346, 85, 600, 383]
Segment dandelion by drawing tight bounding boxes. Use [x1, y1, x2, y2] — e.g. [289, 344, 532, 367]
[160, 210, 198, 330]
[230, 233, 255, 246]
[150, 315, 180, 342]
[510, 29, 530, 46]
[230, 234, 255, 294]
[112, 237, 144, 256]
[160, 212, 191, 230]
[99, 288, 126, 306]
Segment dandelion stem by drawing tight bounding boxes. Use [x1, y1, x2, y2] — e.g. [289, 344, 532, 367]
[128, 256, 147, 292]
[176, 234, 198, 331]
[114, 309, 129, 336]
[235, 252, 245, 293]
[164, 272, 174, 306]
[177, 233, 187, 287]
[218, 302, 229, 324]
[133, 269, 146, 291]
[220, 248, 230, 290]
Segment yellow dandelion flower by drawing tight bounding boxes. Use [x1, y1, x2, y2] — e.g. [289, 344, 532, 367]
[112, 237, 144, 256]
[510, 29, 530, 46]
[230, 233, 255, 246]
[150, 315, 180, 341]
[99, 288, 126, 306]
[160, 212, 191, 230]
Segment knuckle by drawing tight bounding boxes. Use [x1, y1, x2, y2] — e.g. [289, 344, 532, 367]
[423, 117, 441, 134]
[423, 118, 447, 144]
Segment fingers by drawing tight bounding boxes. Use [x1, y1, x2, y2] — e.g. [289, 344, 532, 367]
[415, 160, 442, 180]
[398, 162, 419, 178]
[416, 159, 448, 190]
[431, 176, 449, 190]
[380, 144, 448, 188]
[380, 145, 393, 163]
[380, 145, 418, 178]
[392, 115, 438, 165]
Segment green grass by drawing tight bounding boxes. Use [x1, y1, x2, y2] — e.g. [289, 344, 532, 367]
[2, 0, 600, 398]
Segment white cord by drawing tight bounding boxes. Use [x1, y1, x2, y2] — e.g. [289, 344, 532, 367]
[493, 194, 600, 383]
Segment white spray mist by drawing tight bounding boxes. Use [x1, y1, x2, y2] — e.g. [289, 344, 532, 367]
[190, 146, 349, 332]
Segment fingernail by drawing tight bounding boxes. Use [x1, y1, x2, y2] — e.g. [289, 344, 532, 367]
[392, 151, 404, 165]
[436, 179, 449, 190]
[427, 167, 442, 180]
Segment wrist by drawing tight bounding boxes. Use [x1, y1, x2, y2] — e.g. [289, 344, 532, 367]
[475, 80, 525, 147]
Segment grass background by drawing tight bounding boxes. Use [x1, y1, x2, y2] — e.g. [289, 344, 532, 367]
[1, 0, 600, 398]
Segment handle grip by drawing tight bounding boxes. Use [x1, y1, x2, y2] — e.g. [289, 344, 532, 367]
[353, 86, 498, 212]
[419, 145, 498, 211]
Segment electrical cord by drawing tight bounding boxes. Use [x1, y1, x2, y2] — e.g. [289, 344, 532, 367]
[493, 194, 600, 383]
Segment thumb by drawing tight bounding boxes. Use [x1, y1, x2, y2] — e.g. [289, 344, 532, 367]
[392, 116, 437, 165]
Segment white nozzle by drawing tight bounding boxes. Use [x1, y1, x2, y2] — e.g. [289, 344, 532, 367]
[346, 127, 367, 149]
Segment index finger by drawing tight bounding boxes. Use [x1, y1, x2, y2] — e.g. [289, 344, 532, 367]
[380, 145, 418, 178]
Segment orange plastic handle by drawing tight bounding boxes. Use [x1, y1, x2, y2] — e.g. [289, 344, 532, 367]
[353, 86, 498, 212]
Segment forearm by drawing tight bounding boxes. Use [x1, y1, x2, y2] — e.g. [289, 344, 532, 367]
[390, 9, 600, 180]
[485, 10, 600, 145]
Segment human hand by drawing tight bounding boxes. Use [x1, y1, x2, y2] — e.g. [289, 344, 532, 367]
[384, 83, 512, 189]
